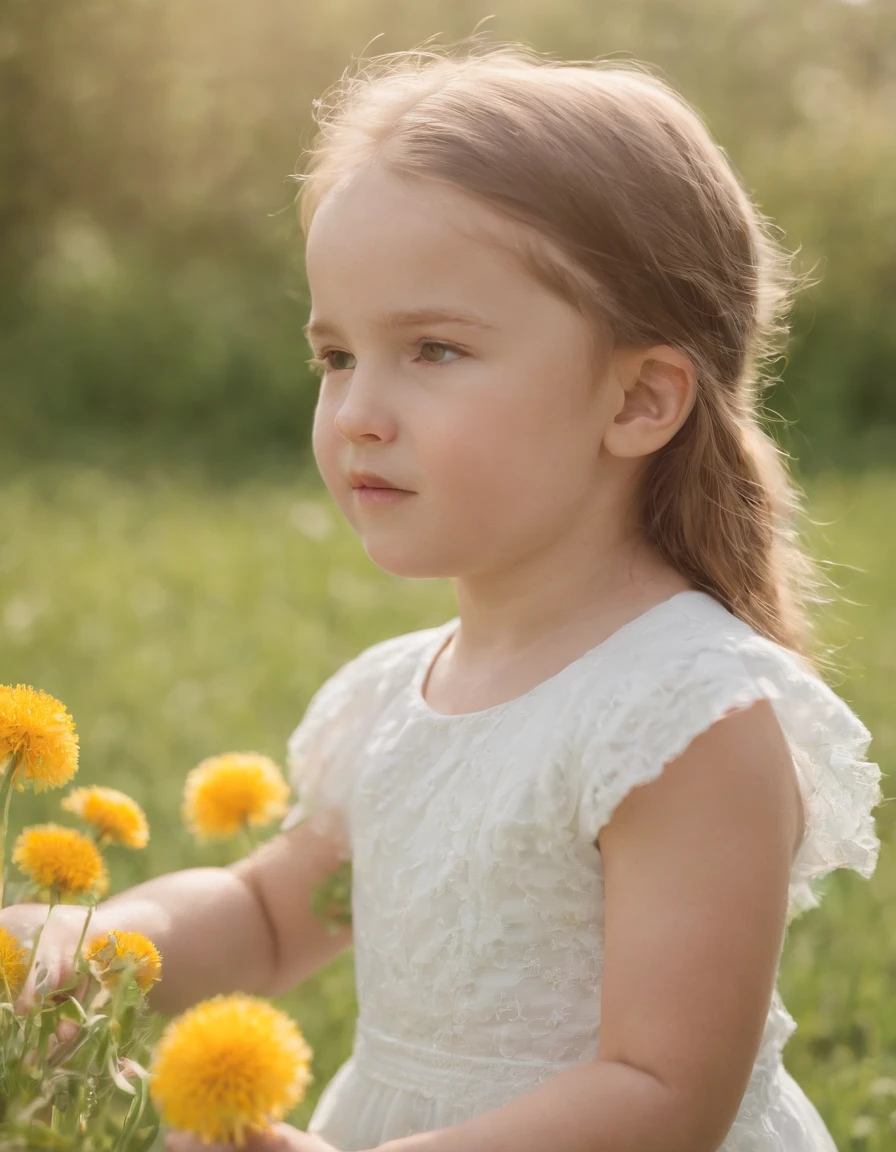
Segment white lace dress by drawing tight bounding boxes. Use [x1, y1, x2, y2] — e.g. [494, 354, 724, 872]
[282, 591, 881, 1152]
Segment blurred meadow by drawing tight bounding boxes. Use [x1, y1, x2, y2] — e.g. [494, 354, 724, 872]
[0, 0, 894, 1148]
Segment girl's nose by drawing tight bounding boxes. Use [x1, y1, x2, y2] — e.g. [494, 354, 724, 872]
[334, 370, 398, 444]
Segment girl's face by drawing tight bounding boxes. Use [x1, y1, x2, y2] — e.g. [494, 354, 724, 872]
[305, 166, 622, 580]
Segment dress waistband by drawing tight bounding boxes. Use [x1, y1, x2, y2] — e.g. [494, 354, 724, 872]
[351, 1021, 578, 1101]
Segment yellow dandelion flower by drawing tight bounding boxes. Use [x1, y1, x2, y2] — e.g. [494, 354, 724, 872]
[12, 823, 107, 897]
[0, 927, 29, 1000]
[150, 994, 312, 1145]
[62, 786, 149, 849]
[85, 930, 162, 993]
[182, 753, 290, 840]
[0, 684, 79, 792]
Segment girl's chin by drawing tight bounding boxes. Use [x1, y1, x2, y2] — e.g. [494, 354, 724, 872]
[361, 540, 455, 581]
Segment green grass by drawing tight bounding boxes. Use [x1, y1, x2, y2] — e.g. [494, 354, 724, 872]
[0, 462, 892, 1149]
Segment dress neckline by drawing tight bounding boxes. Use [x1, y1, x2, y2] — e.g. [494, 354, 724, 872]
[408, 590, 713, 723]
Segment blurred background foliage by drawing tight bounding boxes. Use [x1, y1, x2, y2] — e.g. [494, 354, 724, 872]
[1, 0, 895, 471]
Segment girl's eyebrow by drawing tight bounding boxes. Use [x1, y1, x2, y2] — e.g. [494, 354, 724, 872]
[304, 308, 498, 342]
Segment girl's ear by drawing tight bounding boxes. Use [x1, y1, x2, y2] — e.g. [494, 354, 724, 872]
[603, 345, 698, 459]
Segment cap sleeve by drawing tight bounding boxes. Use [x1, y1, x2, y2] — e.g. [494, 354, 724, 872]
[280, 644, 392, 857]
[577, 635, 882, 918]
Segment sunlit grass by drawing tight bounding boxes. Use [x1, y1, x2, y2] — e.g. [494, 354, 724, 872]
[0, 463, 892, 1148]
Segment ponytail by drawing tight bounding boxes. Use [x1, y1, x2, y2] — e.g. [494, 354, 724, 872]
[644, 386, 820, 659]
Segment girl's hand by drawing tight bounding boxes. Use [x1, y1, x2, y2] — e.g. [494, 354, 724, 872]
[165, 1123, 339, 1152]
[0, 903, 90, 1012]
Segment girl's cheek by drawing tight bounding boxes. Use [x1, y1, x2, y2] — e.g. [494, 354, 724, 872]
[311, 416, 337, 485]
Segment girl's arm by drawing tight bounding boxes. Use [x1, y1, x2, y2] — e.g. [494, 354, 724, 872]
[5, 818, 351, 1016]
[110, 817, 352, 1012]
[374, 699, 803, 1152]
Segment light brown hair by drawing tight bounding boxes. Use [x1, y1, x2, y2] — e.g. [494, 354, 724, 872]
[298, 44, 820, 659]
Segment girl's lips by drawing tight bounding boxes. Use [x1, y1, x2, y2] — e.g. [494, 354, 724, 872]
[353, 486, 414, 505]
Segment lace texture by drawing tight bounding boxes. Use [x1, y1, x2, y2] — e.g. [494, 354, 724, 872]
[284, 592, 879, 1152]
[576, 622, 882, 917]
[282, 636, 409, 857]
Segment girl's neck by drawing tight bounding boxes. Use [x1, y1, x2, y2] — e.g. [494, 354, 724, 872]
[451, 537, 688, 661]
[422, 534, 692, 716]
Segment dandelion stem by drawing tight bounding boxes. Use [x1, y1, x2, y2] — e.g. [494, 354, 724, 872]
[241, 818, 259, 855]
[24, 886, 60, 1003]
[0, 752, 20, 908]
[73, 902, 95, 964]
[68, 902, 96, 1011]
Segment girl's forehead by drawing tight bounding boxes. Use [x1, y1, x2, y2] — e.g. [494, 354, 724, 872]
[305, 167, 571, 324]
[307, 167, 530, 274]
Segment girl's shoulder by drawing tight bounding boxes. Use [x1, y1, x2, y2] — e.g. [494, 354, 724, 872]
[312, 623, 447, 704]
[571, 591, 882, 915]
[281, 623, 449, 841]
[289, 622, 447, 748]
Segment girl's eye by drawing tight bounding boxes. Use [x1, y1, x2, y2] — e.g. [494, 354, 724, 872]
[418, 341, 462, 365]
[318, 349, 356, 372]
[309, 342, 463, 375]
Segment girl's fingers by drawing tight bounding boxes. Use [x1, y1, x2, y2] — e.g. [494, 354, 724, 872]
[14, 949, 90, 1053]
[165, 1134, 211, 1152]
[164, 1127, 328, 1152]
[256, 1125, 339, 1151]
[20, 950, 81, 1010]
[15, 947, 60, 1012]
[165, 1134, 236, 1152]
[55, 1015, 80, 1043]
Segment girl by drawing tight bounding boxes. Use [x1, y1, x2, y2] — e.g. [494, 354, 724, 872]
[12, 44, 883, 1152]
